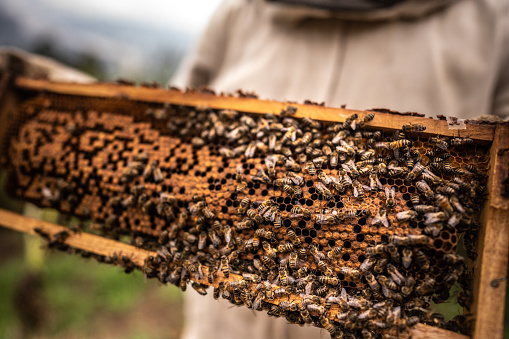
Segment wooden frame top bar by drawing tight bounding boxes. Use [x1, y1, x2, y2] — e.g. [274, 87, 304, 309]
[14, 77, 495, 143]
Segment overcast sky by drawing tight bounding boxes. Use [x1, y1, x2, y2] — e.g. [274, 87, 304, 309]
[40, 0, 224, 35]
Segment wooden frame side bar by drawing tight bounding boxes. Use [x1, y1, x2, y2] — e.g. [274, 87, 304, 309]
[13, 77, 494, 143]
[472, 123, 509, 339]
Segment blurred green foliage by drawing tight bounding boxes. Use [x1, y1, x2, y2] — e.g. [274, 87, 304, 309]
[0, 249, 183, 339]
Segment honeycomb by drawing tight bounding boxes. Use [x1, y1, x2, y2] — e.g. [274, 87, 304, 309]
[3, 91, 488, 338]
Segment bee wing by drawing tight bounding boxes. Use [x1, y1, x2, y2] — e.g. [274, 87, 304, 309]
[376, 178, 383, 190]
[353, 187, 359, 197]
[344, 174, 353, 185]
[393, 130, 401, 140]
[385, 186, 389, 196]
[381, 215, 390, 228]
[362, 184, 371, 191]
[341, 164, 351, 172]
[393, 147, 400, 160]
[351, 119, 356, 130]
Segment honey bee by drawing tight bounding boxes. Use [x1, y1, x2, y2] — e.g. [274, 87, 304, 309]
[305, 161, 316, 175]
[278, 266, 290, 286]
[297, 153, 307, 164]
[449, 196, 465, 213]
[202, 206, 215, 219]
[315, 182, 333, 199]
[416, 180, 435, 200]
[368, 172, 382, 191]
[402, 124, 426, 132]
[406, 162, 425, 181]
[366, 244, 387, 256]
[450, 136, 473, 146]
[284, 172, 303, 186]
[385, 187, 396, 208]
[363, 112, 375, 122]
[207, 271, 215, 285]
[401, 248, 413, 269]
[290, 202, 311, 218]
[415, 277, 435, 295]
[378, 275, 397, 291]
[404, 234, 431, 246]
[317, 260, 333, 276]
[413, 204, 439, 214]
[262, 241, 277, 260]
[319, 316, 336, 335]
[219, 147, 236, 158]
[273, 214, 282, 228]
[353, 180, 369, 201]
[317, 170, 332, 185]
[317, 276, 339, 286]
[443, 253, 465, 266]
[328, 151, 338, 168]
[387, 264, 405, 285]
[332, 130, 350, 144]
[220, 255, 230, 278]
[365, 272, 380, 292]
[387, 243, 400, 263]
[197, 232, 207, 250]
[246, 209, 263, 224]
[327, 246, 343, 260]
[130, 184, 145, 196]
[282, 184, 297, 197]
[252, 167, 271, 184]
[280, 230, 299, 249]
[315, 214, 337, 225]
[372, 207, 389, 227]
[396, 210, 418, 221]
[360, 257, 376, 272]
[389, 139, 412, 149]
[300, 307, 313, 324]
[285, 157, 301, 172]
[257, 199, 274, 214]
[189, 200, 206, 214]
[424, 211, 448, 225]
[236, 219, 254, 230]
[143, 160, 160, 181]
[387, 161, 407, 177]
[208, 229, 222, 247]
[159, 192, 177, 205]
[430, 136, 449, 150]
[415, 250, 430, 271]
[313, 156, 329, 169]
[236, 181, 248, 193]
[278, 243, 294, 253]
[237, 197, 250, 215]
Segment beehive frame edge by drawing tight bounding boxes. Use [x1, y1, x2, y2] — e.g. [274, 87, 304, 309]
[12, 76, 496, 143]
[0, 75, 507, 339]
[472, 122, 509, 339]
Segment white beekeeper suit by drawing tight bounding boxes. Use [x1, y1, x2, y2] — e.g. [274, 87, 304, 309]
[171, 0, 509, 338]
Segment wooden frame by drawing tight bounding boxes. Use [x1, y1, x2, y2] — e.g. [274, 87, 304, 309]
[0, 76, 507, 339]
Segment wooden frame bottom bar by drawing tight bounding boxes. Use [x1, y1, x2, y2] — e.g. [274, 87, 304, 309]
[0, 208, 467, 339]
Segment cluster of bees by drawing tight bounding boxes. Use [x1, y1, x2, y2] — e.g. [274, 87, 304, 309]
[15, 97, 487, 338]
[114, 106, 484, 338]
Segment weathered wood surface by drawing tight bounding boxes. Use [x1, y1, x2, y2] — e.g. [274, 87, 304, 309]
[472, 123, 509, 339]
[14, 77, 495, 143]
[0, 207, 468, 339]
